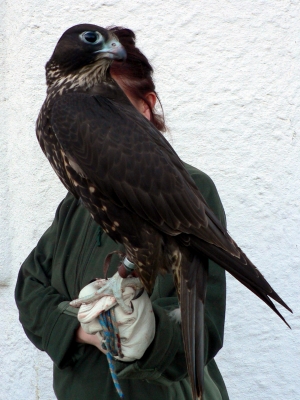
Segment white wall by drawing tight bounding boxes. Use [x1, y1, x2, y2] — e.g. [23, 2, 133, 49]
[1, 1, 299, 399]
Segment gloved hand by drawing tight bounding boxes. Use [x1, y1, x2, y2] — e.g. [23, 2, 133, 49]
[77, 278, 155, 362]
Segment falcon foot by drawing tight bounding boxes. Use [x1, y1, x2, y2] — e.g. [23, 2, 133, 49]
[70, 272, 143, 314]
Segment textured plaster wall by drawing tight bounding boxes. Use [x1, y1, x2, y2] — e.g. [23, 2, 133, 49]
[1, 1, 299, 399]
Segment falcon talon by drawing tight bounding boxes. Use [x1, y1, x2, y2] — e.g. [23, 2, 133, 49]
[70, 272, 143, 313]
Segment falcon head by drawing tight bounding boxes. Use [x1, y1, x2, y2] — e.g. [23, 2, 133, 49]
[45, 24, 126, 87]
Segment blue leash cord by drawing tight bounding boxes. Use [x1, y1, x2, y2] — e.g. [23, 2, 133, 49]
[99, 308, 124, 398]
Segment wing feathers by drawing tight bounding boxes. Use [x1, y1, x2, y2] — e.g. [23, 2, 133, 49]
[51, 93, 250, 262]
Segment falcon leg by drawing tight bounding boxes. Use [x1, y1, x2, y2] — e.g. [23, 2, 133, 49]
[118, 257, 138, 278]
[70, 270, 142, 314]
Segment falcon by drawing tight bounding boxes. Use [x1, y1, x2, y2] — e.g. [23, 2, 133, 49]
[37, 24, 291, 400]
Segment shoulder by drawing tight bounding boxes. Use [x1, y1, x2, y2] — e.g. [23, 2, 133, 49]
[183, 162, 227, 227]
[53, 191, 91, 231]
[56, 191, 79, 217]
[184, 162, 217, 191]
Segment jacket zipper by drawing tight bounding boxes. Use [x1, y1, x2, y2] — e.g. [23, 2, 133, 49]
[74, 217, 93, 296]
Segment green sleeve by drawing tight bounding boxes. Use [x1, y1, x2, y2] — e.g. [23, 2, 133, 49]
[115, 163, 227, 383]
[15, 196, 81, 369]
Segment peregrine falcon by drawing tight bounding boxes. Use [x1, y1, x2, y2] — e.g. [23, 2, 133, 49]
[37, 24, 292, 400]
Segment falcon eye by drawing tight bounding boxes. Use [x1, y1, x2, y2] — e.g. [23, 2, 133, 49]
[80, 31, 103, 45]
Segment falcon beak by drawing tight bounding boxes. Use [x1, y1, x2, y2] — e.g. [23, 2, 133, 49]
[94, 40, 126, 61]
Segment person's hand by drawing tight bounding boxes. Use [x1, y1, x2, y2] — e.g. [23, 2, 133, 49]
[75, 325, 105, 353]
[76, 279, 155, 361]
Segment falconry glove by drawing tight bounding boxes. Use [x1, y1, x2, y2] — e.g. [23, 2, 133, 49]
[77, 279, 155, 362]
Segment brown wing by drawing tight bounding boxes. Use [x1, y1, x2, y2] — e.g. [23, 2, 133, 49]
[50, 91, 292, 316]
[50, 92, 238, 253]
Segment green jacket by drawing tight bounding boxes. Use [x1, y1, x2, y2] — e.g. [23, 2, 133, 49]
[15, 163, 229, 400]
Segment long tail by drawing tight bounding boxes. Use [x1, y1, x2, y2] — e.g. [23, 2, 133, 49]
[179, 239, 292, 400]
[180, 253, 208, 400]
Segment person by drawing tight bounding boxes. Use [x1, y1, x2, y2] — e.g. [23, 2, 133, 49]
[15, 26, 230, 400]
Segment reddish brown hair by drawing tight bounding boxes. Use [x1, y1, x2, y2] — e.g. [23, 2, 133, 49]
[108, 26, 166, 132]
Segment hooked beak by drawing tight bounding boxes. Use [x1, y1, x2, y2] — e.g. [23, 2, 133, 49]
[94, 40, 126, 61]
